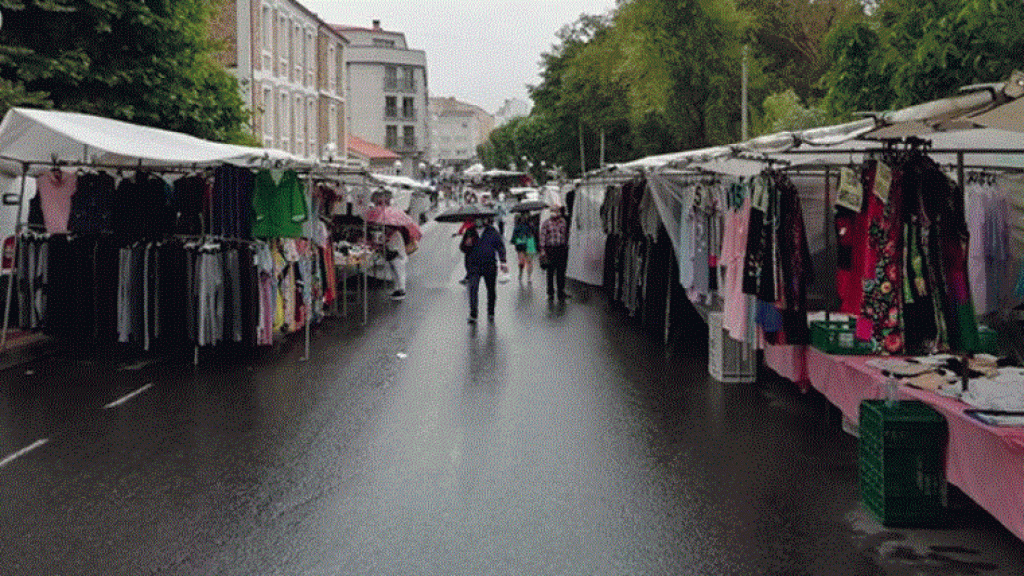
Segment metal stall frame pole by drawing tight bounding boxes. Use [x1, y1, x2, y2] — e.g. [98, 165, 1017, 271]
[363, 184, 369, 326]
[1, 163, 30, 352]
[301, 173, 316, 362]
[663, 253, 673, 346]
[824, 167, 832, 323]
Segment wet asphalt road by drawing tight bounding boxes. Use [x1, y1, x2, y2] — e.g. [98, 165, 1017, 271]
[2, 218, 1024, 575]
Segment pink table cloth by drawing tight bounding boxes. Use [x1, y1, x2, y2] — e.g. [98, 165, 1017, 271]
[900, 386, 1024, 543]
[762, 343, 810, 392]
[804, 348, 1024, 543]
[805, 348, 885, 423]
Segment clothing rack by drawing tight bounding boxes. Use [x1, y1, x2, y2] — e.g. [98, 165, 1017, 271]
[0, 159, 325, 366]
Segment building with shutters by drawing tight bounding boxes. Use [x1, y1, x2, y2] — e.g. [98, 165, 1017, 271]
[211, 0, 348, 161]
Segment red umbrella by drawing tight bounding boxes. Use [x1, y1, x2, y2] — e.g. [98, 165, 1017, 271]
[365, 205, 422, 241]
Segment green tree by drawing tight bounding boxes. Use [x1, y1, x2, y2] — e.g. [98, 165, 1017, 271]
[0, 0, 253, 144]
[529, 13, 621, 176]
[821, 0, 1024, 117]
[739, 0, 866, 103]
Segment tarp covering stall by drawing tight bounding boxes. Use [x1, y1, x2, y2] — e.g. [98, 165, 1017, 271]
[0, 107, 308, 176]
[0, 107, 315, 353]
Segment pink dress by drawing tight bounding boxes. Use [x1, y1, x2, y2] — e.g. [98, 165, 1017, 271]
[36, 169, 77, 233]
[722, 195, 752, 341]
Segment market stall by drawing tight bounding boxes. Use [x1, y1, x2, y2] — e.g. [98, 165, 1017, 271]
[566, 71, 1024, 540]
[0, 107, 351, 364]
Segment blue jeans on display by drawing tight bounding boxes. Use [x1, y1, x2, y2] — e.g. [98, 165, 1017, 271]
[467, 265, 497, 318]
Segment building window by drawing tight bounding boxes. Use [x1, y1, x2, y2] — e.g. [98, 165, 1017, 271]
[278, 15, 289, 77]
[336, 42, 344, 94]
[373, 38, 395, 48]
[329, 103, 339, 146]
[385, 125, 398, 149]
[307, 98, 315, 153]
[328, 45, 336, 92]
[280, 93, 289, 149]
[306, 31, 314, 87]
[403, 126, 415, 150]
[288, 22, 294, 81]
[293, 24, 302, 82]
[384, 96, 397, 119]
[294, 94, 302, 155]
[384, 65, 397, 92]
[402, 97, 415, 119]
[261, 6, 272, 69]
[400, 67, 415, 92]
[263, 86, 273, 144]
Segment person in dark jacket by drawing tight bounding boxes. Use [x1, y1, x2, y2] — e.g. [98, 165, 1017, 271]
[539, 204, 570, 301]
[460, 216, 508, 323]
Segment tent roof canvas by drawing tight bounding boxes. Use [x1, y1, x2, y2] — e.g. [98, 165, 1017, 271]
[0, 107, 309, 176]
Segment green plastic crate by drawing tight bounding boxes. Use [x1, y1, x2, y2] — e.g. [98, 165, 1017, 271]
[858, 400, 948, 526]
[966, 326, 998, 355]
[810, 319, 875, 355]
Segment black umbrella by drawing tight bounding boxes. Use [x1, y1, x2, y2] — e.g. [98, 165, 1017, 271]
[509, 199, 549, 213]
[435, 204, 497, 223]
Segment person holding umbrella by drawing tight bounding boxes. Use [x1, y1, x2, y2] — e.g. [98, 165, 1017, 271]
[460, 214, 508, 323]
[367, 189, 421, 301]
[454, 217, 474, 284]
[510, 212, 539, 284]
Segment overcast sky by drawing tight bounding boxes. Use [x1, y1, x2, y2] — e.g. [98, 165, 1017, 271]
[299, 1, 618, 114]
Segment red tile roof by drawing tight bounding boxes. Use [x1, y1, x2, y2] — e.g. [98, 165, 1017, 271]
[348, 135, 399, 160]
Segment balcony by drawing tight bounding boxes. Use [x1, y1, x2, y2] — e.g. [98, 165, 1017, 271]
[383, 79, 417, 94]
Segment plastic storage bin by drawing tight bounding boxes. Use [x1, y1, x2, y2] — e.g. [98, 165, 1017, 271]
[858, 399, 948, 526]
[810, 318, 875, 355]
[708, 312, 755, 383]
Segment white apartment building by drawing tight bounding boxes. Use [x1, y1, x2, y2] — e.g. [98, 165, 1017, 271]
[333, 21, 429, 175]
[428, 96, 494, 168]
[212, 0, 347, 160]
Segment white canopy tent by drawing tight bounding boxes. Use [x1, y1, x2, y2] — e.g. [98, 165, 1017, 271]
[0, 107, 310, 177]
[370, 173, 433, 191]
[0, 107, 314, 352]
[571, 71, 1024, 316]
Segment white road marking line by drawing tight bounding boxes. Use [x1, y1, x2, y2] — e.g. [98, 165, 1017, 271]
[119, 359, 158, 371]
[0, 439, 49, 469]
[104, 383, 154, 409]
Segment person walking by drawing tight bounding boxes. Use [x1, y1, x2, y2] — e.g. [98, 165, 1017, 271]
[539, 205, 570, 301]
[510, 213, 538, 284]
[460, 216, 508, 323]
[494, 196, 508, 238]
[384, 226, 408, 300]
